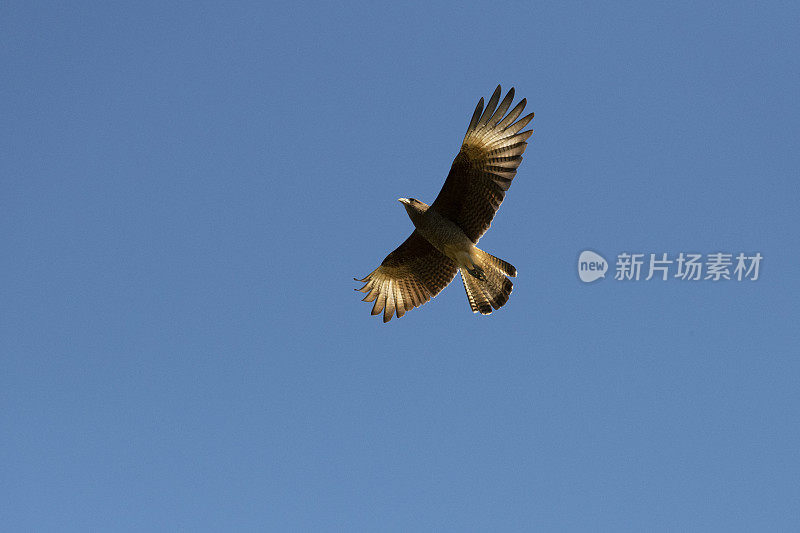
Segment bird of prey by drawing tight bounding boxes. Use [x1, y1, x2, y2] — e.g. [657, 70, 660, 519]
[355, 85, 533, 322]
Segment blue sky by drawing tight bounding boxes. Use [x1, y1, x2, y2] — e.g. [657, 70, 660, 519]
[2, 1, 799, 530]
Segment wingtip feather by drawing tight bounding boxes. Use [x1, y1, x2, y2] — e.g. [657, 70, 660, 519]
[477, 86, 503, 127]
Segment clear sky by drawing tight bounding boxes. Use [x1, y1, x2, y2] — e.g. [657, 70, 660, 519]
[2, 1, 799, 530]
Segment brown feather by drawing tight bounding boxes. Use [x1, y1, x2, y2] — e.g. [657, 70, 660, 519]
[355, 231, 458, 322]
[432, 87, 533, 243]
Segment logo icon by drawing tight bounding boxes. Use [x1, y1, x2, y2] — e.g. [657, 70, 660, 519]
[578, 250, 607, 283]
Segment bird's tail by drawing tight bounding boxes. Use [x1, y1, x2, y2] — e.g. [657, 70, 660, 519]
[460, 249, 517, 315]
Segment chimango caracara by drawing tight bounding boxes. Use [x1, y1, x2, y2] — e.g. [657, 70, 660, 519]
[355, 85, 533, 323]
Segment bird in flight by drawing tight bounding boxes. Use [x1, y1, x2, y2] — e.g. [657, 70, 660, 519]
[355, 85, 533, 322]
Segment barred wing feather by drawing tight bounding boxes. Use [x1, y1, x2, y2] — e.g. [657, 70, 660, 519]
[431, 85, 533, 243]
[355, 231, 458, 323]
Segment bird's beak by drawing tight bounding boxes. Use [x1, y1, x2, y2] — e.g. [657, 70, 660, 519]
[398, 198, 409, 205]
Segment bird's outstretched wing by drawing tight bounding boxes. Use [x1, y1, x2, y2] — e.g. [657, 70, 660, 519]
[431, 85, 533, 243]
[355, 231, 457, 323]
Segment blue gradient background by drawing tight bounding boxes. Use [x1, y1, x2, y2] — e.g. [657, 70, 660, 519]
[2, 2, 799, 530]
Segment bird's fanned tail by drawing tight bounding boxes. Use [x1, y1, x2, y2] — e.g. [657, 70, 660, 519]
[460, 249, 516, 315]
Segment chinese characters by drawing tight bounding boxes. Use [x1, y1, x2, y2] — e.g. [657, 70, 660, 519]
[613, 252, 762, 281]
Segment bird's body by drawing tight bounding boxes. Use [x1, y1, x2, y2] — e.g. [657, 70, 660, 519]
[356, 86, 533, 322]
[398, 198, 478, 273]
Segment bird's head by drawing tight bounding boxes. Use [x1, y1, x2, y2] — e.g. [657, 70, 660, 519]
[398, 197, 429, 220]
